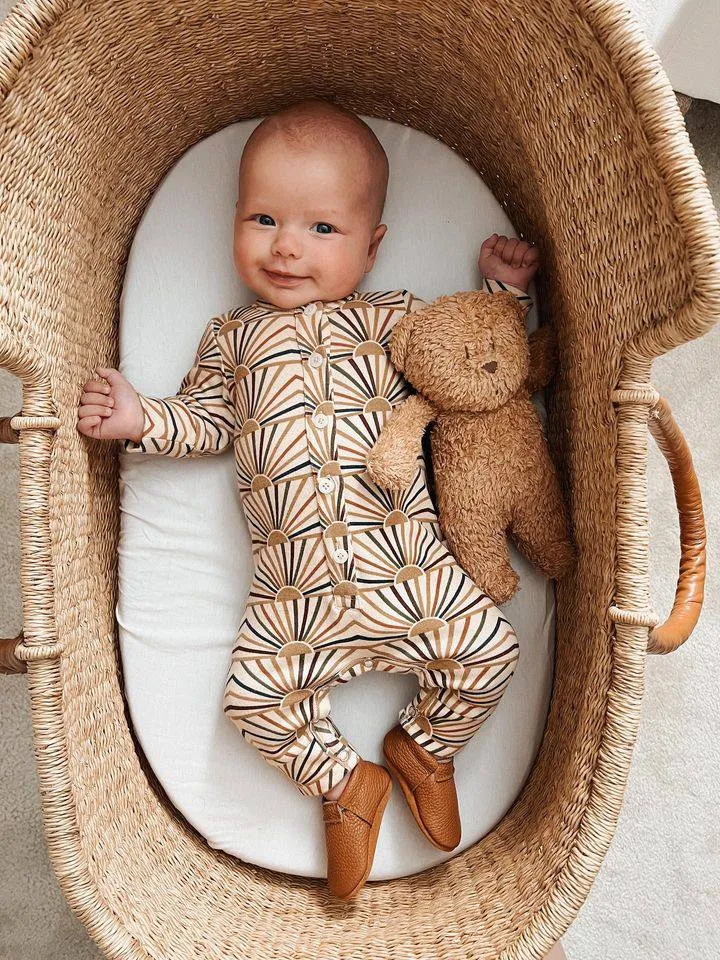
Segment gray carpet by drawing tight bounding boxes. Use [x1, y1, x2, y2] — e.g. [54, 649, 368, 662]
[1, 7, 718, 956]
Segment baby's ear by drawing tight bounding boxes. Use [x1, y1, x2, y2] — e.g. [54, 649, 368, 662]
[390, 311, 416, 372]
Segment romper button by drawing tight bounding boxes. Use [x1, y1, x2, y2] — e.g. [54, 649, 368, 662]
[363, 658, 374, 670]
[318, 477, 336, 495]
[332, 548, 349, 564]
[308, 352, 324, 369]
[312, 412, 329, 429]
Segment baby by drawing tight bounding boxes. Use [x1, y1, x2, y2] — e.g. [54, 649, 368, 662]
[77, 99, 539, 900]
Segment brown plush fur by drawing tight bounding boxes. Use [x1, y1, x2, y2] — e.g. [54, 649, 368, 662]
[366, 290, 575, 603]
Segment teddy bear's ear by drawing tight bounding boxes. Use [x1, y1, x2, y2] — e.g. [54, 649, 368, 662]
[389, 311, 416, 372]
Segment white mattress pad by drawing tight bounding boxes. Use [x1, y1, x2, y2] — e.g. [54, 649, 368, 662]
[117, 117, 556, 880]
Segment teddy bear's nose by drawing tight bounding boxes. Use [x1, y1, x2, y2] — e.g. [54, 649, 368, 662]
[483, 361, 498, 373]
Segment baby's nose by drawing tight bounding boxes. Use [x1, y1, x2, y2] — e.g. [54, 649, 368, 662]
[272, 230, 301, 258]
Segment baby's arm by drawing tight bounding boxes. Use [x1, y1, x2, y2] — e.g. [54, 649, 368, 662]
[481, 276, 533, 313]
[478, 233, 536, 317]
[478, 234, 538, 296]
[479, 234, 557, 390]
[400, 239, 536, 322]
[77, 316, 236, 458]
[78, 366, 145, 442]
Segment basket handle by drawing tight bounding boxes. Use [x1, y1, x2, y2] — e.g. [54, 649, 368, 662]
[0, 412, 20, 443]
[0, 412, 27, 674]
[646, 397, 706, 654]
[1, 633, 26, 674]
[1, 412, 27, 673]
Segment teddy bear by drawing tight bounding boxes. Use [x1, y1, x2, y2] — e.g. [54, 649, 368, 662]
[366, 289, 575, 604]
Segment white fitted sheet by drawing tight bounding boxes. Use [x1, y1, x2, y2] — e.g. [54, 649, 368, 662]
[117, 117, 556, 880]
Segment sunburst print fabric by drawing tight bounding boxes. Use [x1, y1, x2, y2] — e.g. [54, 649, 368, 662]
[123, 280, 533, 798]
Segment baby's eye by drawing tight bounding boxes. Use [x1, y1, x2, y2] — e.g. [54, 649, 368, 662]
[253, 214, 276, 226]
[312, 222, 335, 235]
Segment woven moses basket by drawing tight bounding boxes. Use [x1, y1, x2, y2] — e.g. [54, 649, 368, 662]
[1, 0, 719, 957]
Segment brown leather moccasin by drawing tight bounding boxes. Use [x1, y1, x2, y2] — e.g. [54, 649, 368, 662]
[383, 724, 461, 852]
[322, 759, 392, 900]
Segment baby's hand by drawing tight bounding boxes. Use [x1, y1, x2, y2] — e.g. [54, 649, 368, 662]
[478, 234, 539, 293]
[77, 366, 145, 442]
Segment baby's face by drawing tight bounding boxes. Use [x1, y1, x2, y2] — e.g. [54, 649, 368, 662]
[233, 139, 386, 309]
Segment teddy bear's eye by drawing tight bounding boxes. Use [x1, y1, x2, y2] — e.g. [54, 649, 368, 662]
[464, 344, 472, 359]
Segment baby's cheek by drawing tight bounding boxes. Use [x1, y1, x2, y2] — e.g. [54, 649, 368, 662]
[235, 223, 261, 255]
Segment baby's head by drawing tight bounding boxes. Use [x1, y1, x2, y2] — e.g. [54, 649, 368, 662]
[233, 99, 389, 309]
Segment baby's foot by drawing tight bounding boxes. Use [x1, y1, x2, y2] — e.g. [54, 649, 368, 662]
[322, 760, 392, 900]
[383, 725, 461, 851]
[478, 234, 539, 293]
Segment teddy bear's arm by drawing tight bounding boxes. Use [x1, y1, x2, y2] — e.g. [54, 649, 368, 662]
[366, 394, 437, 490]
[526, 324, 558, 393]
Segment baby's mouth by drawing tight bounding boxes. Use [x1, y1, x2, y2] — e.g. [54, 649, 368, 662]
[263, 268, 308, 283]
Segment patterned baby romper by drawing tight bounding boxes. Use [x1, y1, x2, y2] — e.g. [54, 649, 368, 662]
[123, 280, 533, 798]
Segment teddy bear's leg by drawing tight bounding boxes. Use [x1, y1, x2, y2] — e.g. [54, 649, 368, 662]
[441, 514, 519, 604]
[510, 463, 575, 580]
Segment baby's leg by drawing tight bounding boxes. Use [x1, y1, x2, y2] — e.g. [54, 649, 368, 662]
[324, 769, 352, 799]
[397, 607, 519, 758]
[224, 655, 363, 797]
[223, 598, 365, 798]
[360, 564, 519, 852]
[365, 565, 520, 758]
